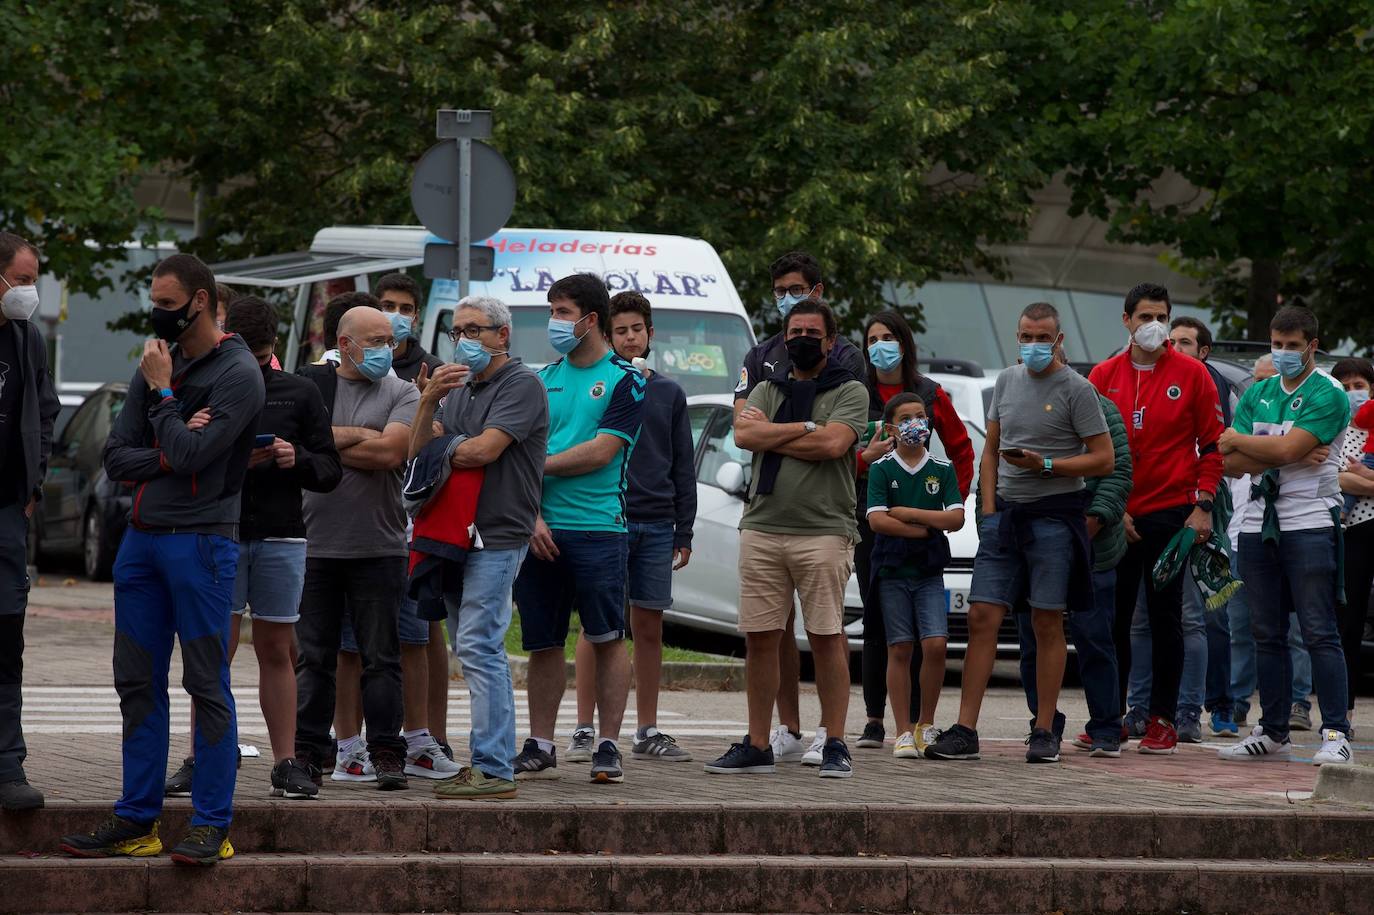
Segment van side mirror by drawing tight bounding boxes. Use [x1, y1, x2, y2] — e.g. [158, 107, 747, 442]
[715, 461, 746, 497]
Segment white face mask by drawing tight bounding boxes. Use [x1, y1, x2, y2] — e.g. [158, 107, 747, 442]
[0, 275, 39, 321]
[1133, 319, 1168, 353]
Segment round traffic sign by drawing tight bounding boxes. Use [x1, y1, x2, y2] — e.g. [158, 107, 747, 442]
[410, 140, 517, 242]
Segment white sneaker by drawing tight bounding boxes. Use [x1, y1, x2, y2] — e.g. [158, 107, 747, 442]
[565, 726, 595, 763]
[893, 732, 919, 759]
[330, 742, 377, 782]
[406, 739, 463, 779]
[1217, 726, 1292, 762]
[800, 727, 829, 767]
[769, 725, 805, 762]
[1313, 729, 1354, 766]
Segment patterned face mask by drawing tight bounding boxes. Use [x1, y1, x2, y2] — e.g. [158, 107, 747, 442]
[897, 416, 930, 447]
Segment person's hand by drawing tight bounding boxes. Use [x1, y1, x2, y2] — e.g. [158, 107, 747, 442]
[415, 361, 431, 396]
[736, 405, 769, 428]
[1000, 447, 1044, 471]
[424, 363, 468, 404]
[1347, 457, 1374, 479]
[272, 438, 296, 469]
[1302, 445, 1331, 466]
[186, 408, 212, 431]
[432, 420, 444, 438]
[1085, 515, 1102, 539]
[1218, 427, 1240, 454]
[907, 524, 930, 539]
[140, 340, 173, 391]
[1185, 504, 1213, 541]
[247, 446, 274, 468]
[673, 547, 692, 570]
[1123, 512, 1141, 544]
[23, 498, 35, 519]
[861, 434, 895, 465]
[529, 516, 558, 561]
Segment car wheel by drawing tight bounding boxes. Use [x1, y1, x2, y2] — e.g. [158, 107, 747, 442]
[83, 507, 115, 582]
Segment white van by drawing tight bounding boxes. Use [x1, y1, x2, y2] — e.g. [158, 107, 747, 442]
[213, 225, 756, 396]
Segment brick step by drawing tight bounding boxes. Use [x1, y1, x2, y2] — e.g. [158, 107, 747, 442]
[3, 852, 1370, 914]
[5, 801, 1371, 861]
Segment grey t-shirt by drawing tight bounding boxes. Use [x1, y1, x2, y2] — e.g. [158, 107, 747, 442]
[438, 358, 549, 550]
[988, 363, 1108, 503]
[303, 373, 419, 558]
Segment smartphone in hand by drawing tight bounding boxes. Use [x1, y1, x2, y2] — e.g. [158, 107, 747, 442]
[254, 433, 275, 448]
[999, 448, 1025, 459]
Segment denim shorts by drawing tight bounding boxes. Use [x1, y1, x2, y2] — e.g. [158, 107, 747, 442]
[627, 520, 675, 611]
[513, 529, 628, 650]
[968, 512, 1075, 612]
[340, 594, 429, 651]
[879, 574, 948, 643]
[231, 539, 307, 622]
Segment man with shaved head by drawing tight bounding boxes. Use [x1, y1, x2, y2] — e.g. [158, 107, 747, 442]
[294, 298, 419, 791]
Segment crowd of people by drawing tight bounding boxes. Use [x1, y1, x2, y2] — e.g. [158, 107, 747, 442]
[0, 231, 1367, 867]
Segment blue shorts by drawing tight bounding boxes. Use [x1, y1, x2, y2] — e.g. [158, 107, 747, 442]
[513, 529, 628, 650]
[341, 594, 429, 651]
[968, 512, 1075, 612]
[627, 520, 675, 611]
[231, 539, 306, 623]
[879, 574, 948, 643]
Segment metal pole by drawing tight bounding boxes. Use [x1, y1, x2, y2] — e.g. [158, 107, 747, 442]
[458, 137, 472, 300]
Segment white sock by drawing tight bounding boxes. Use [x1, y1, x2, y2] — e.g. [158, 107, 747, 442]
[338, 735, 363, 756]
[574, 722, 594, 734]
[403, 728, 431, 752]
[598, 738, 618, 753]
[636, 725, 658, 741]
[534, 737, 555, 754]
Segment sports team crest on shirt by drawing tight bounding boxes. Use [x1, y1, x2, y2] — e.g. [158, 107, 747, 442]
[590, 380, 606, 399]
[736, 366, 749, 393]
[924, 475, 941, 495]
[1291, 395, 1303, 411]
[1166, 385, 1182, 400]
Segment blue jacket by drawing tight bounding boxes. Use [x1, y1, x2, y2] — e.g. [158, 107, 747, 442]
[624, 370, 697, 549]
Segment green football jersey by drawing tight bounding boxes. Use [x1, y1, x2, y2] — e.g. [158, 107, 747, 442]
[866, 450, 963, 577]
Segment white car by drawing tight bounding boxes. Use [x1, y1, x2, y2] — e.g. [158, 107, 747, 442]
[667, 371, 994, 657]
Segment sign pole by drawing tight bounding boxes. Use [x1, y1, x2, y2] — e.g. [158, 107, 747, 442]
[458, 136, 472, 300]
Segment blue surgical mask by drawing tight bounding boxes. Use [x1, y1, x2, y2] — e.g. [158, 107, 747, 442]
[1271, 347, 1309, 380]
[897, 416, 930, 447]
[457, 337, 493, 375]
[387, 312, 412, 344]
[776, 285, 816, 318]
[548, 315, 588, 354]
[868, 340, 902, 372]
[346, 340, 392, 382]
[1019, 342, 1055, 373]
[1348, 389, 1371, 413]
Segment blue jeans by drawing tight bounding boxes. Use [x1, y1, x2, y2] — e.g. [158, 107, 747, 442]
[1238, 530, 1350, 741]
[627, 521, 675, 611]
[1016, 568, 1121, 741]
[1229, 547, 1258, 720]
[1289, 616, 1312, 710]
[514, 530, 629, 649]
[446, 546, 527, 782]
[1204, 600, 1232, 717]
[1126, 569, 1208, 719]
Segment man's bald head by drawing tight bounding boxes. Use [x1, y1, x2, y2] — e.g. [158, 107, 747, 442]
[1253, 353, 1276, 382]
[338, 304, 390, 342]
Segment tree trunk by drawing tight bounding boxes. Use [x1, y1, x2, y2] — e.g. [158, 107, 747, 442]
[1245, 258, 1281, 341]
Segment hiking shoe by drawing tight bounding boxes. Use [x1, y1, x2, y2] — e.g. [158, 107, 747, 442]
[1122, 706, 1149, 740]
[60, 814, 162, 858]
[1290, 703, 1313, 732]
[1026, 728, 1061, 764]
[925, 724, 980, 760]
[1218, 725, 1292, 761]
[406, 739, 463, 779]
[435, 766, 518, 800]
[1090, 735, 1122, 758]
[1313, 729, 1354, 766]
[1138, 716, 1178, 755]
[915, 723, 940, 756]
[371, 747, 409, 791]
[770, 725, 806, 762]
[856, 720, 885, 748]
[169, 824, 233, 866]
[893, 732, 919, 759]
[270, 758, 319, 800]
[513, 738, 559, 780]
[800, 728, 828, 766]
[0, 777, 44, 811]
[438, 741, 455, 762]
[295, 753, 324, 787]
[164, 757, 194, 797]
[632, 728, 693, 761]
[1176, 712, 1203, 744]
[704, 738, 775, 774]
[565, 726, 595, 762]
[330, 743, 376, 782]
[819, 738, 853, 778]
[590, 741, 624, 784]
[1210, 711, 1240, 738]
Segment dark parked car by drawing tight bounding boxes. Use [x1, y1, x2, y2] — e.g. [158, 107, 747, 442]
[28, 383, 130, 581]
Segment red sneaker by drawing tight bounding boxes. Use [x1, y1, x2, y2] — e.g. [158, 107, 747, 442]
[1071, 732, 1093, 751]
[1138, 716, 1178, 755]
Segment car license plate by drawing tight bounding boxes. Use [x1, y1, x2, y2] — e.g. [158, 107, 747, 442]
[946, 590, 970, 613]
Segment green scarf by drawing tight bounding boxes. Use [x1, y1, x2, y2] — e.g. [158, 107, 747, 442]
[1251, 470, 1281, 545]
[1151, 527, 1244, 612]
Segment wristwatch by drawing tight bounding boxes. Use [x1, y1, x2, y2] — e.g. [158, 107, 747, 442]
[1040, 457, 1054, 478]
[1195, 497, 1215, 514]
[803, 421, 817, 433]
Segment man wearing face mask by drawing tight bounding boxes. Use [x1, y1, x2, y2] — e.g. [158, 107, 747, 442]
[1088, 283, 1224, 756]
[409, 295, 548, 798]
[293, 305, 419, 791]
[0, 232, 60, 813]
[61, 254, 264, 864]
[376, 273, 442, 386]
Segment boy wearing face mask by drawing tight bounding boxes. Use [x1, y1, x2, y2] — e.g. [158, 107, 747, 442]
[1087, 282, 1224, 755]
[864, 394, 964, 760]
[376, 273, 443, 385]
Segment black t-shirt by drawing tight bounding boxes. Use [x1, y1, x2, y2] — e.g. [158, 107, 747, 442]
[0, 322, 24, 506]
[734, 332, 866, 401]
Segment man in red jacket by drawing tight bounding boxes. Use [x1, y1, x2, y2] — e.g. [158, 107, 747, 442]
[1088, 283, 1224, 754]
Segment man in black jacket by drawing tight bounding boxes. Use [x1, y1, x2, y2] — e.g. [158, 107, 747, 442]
[376, 273, 443, 386]
[0, 232, 60, 812]
[163, 296, 341, 802]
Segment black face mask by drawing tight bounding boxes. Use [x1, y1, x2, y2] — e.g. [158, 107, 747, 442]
[785, 335, 825, 371]
[150, 294, 198, 343]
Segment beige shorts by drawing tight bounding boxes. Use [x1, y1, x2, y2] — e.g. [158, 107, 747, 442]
[738, 530, 853, 636]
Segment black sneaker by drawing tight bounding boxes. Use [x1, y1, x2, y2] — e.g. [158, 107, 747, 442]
[168, 824, 233, 866]
[925, 724, 981, 760]
[438, 741, 455, 762]
[819, 738, 853, 779]
[1027, 711, 1066, 742]
[514, 738, 559, 780]
[0, 777, 44, 811]
[59, 814, 162, 858]
[164, 757, 194, 797]
[294, 753, 324, 787]
[1026, 728, 1061, 764]
[271, 758, 320, 800]
[856, 720, 885, 748]
[590, 741, 624, 784]
[703, 738, 775, 774]
[1090, 735, 1122, 758]
[371, 747, 409, 791]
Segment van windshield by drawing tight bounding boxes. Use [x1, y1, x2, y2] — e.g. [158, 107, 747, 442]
[435, 307, 755, 398]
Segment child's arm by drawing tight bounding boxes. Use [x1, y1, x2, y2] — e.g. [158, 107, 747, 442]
[867, 509, 930, 539]
[888, 505, 965, 532]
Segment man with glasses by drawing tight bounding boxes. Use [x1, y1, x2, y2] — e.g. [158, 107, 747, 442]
[376, 273, 443, 386]
[294, 303, 419, 791]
